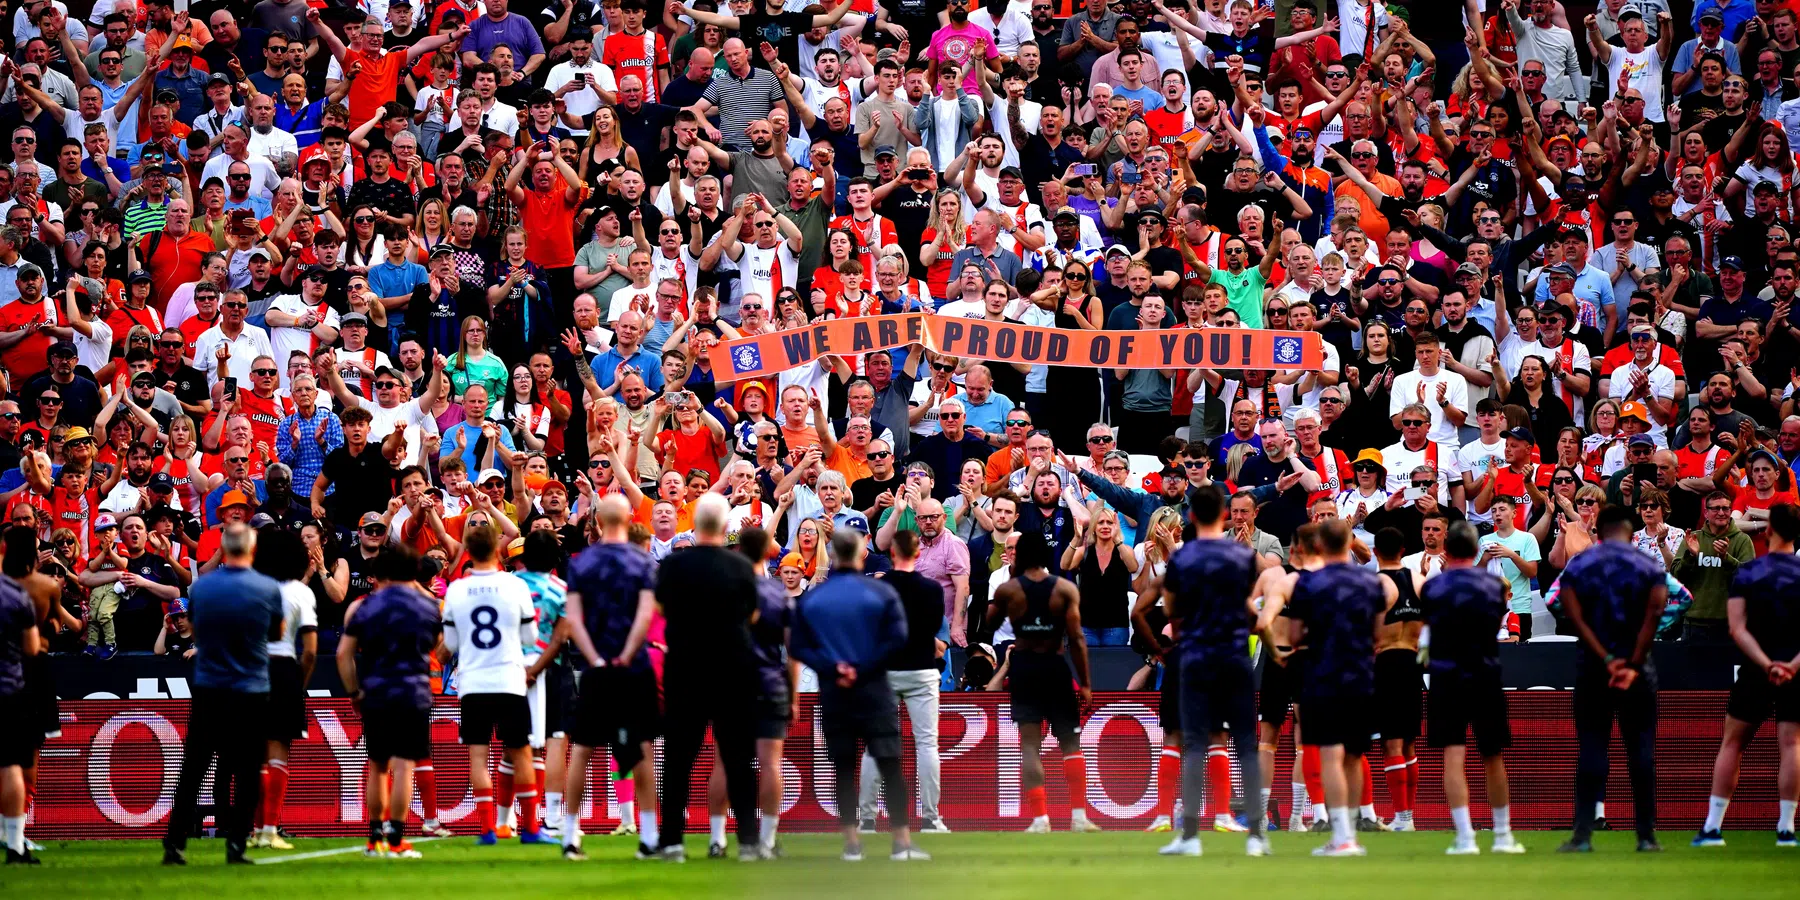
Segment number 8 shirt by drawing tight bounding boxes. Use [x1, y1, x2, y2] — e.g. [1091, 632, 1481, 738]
[442, 569, 538, 696]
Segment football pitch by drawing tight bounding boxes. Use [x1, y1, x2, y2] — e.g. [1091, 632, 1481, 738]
[5, 832, 1797, 898]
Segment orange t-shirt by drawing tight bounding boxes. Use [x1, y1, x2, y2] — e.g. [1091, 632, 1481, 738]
[344, 49, 411, 124]
[140, 229, 218, 315]
[521, 180, 589, 269]
[633, 495, 695, 531]
[1335, 171, 1403, 250]
[1731, 486, 1800, 556]
[822, 443, 871, 484]
[0, 294, 60, 385]
[983, 445, 1024, 487]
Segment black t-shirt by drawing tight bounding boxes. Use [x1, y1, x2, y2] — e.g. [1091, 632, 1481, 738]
[347, 175, 417, 222]
[156, 362, 210, 408]
[1328, 137, 1396, 176]
[1143, 245, 1184, 281]
[881, 186, 935, 277]
[319, 445, 398, 526]
[121, 552, 180, 612]
[655, 544, 759, 687]
[851, 472, 904, 514]
[737, 11, 815, 70]
[881, 568, 947, 670]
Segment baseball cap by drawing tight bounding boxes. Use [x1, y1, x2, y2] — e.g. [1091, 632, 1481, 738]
[1619, 401, 1650, 422]
[541, 479, 568, 494]
[206, 71, 231, 86]
[1748, 447, 1783, 468]
[1752, 179, 1781, 195]
[219, 489, 252, 509]
[1544, 262, 1578, 278]
[1454, 261, 1482, 278]
[132, 371, 157, 388]
[997, 166, 1024, 180]
[359, 511, 386, 526]
[1503, 426, 1534, 444]
[149, 472, 175, 492]
[873, 144, 897, 159]
[300, 265, 330, 281]
[166, 597, 189, 616]
[1104, 243, 1130, 257]
[1627, 434, 1656, 448]
[428, 243, 456, 260]
[778, 552, 804, 570]
[1617, 3, 1643, 21]
[342, 312, 370, 327]
[507, 537, 526, 559]
[48, 339, 77, 358]
[479, 467, 508, 485]
[169, 35, 197, 52]
[739, 379, 770, 400]
[1700, 8, 1724, 22]
[247, 247, 273, 261]
[248, 512, 276, 528]
[1053, 206, 1080, 222]
[94, 513, 118, 531]
[1139, 208, 1165, 224]
[1720, 255, 1746, 271]
[128, 269, 153, 284]
[16, 262, 42, 281]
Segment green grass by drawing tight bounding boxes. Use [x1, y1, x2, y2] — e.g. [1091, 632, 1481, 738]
[4, 831, 1796, 898]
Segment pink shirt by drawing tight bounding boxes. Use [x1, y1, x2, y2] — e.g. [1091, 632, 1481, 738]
[927, 22, 1001, 96]
[914, 528, 972, 618]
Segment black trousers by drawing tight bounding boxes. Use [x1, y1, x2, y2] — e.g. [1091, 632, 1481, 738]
[659, 676, 759, 849]
[821, 675, 908, 830]
[165, 688, 268, 851]
[1572, 665, 1657, 841]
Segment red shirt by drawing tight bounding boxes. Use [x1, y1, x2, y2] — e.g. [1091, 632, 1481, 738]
[1731, 486, 1800, 556]
[601, 30, 669, 103]
[179, 312, 221, 361]
[139, 229, 217, 315]
[233, 391, 296, 456]
[655, 426, 727, 481]
[0, 293, 60, 385]
[343, 49, 411, 124]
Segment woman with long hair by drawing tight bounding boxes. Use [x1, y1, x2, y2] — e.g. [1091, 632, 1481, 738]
[1547, 483, 1605, 570]
[1632, 486, 1684, 572]
[809, 227, 863, 317]
[584, 106, 639, 173]
[500, 364, 547, 452]
[445, 315, 507, 414]
[155, 414, 211, 509]
[1350, 319, 1409, 449]
[1131, 505, 1183, 598]
[488, 226, 546, 365]
[410, 197, 450, 264]
[1498, 354, 1573, 461]
[918, 190, 968, 302]
[343, 203, 386, 273]
[1726, 121, 1800, 218]
[428, 367, 466, 433]
[1062, 506, 1138, 646]
[1410, 204, 1454, 276]
[945, 457, 992, 542]
[1042, 259, 1105, 449]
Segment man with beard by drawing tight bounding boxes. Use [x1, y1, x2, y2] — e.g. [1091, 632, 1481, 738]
[98, 441, 158, 514]
[1058, 0, 1120, 73]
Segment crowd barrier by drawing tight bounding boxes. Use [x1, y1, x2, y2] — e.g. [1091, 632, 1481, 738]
[25, 691, 1784, 838]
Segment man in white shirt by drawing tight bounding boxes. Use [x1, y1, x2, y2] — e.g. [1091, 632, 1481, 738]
[263, 268, 341, 391]
[199, 123, 280, 201]
[1382, 403, 1464, 506]
[1388, 332, 1469, 455]
[242, 92, 299, 164]
[1606, 322, 1678, 440]
[317, 349, 445, 468]
[194, 288, 275, 388]
[544, 30, 615, 135]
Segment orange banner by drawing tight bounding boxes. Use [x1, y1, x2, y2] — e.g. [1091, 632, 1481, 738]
[709, 314, 1324, 382]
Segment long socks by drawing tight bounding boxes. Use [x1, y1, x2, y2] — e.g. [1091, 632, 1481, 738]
[1155, 747, 1181, 819]
[1062, 753, 1088, 814]
[1206, 745, 1232, 819]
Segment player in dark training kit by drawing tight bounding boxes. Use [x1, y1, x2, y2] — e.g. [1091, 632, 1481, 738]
[0, 527, 44, 865]
[1556, 505, 1668, 853]
[561, 495, 661, 860]
[1694, 503, 1800, 848]
[1285, 519, 1397, 857]
[1372, 528, 1425, 833]
[1154, 485, 1271, 858]
[1420, 522, 1524, 856]
[988, 531, 1098, 834]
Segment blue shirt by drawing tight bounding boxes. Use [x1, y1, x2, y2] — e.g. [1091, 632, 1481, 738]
[345, 583, 442, 710]
[224, 194, 273, 217]
[1419, 566, 1507, 682]
[368, 258, 429, 304]
[275, 407, 344, 489]
[1559, 541, 1665, 663]
[960, 391, 1016, 438]
[81, 156, 131, 185]
[188, 564, 284, 693]
[790, 570, 907, 676]
[565, 540, 657, 670]
[1164, 536, 1258, 661]
[0, 575, 31, 697]
[203, 480, 270, 527]
[274, 98, 326, 149]
[154, 66, 212, 122]
[1692, 0, 1756, 40]
[592, 345, 664, 392]
[439, 420, 516, 474]
[1533, 263, 1617, 331]
[1287, 562, 1386, 699]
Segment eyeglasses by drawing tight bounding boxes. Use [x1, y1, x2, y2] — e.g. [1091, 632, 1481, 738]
[1351, 151, 1376, 159]
[1005, 419, 1032, 427]
[37, 397, 61, 405]
[1708, 505, 1734, 514]
[867, 450, 892, 460]
[1400, 419, 1427, 427]
[915, 513, 944, 521]
[931, 363, 957, 372]
[1320, 396, 1343, 404]
[223, 301, 248, 309]
[1088, 435, 1114, 444]
[1612, 218, 1634, 225]
[252, 368, 279, 376]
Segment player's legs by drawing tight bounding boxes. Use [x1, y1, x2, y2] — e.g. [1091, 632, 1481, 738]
[1053, 724, 1094, 830]
[506, 743, 540, 839]
[712, 714, 761, 852]
[1778, 721, 1799, 839]
[1700, 717, 1759, 841]
[542, 736, 568, 834]
[1206, 730, 1239, 831]
[468, 743, 497, 838]
[706, 747, 730, 850]
[1316, 743, 1351, 845]
[560, 742, 596, 853]
[631, 744, 659, 845]
[0, 763, 24, 858]
[898, 671, 942, 825]
[257, 740, 290, 847]
[1019, 722, 1049, 829]
[756, 738, 785, 849]
[1152, 732, 1182, 831]
[1616, 679, 1659, 845]
[384, 757, 416, 849]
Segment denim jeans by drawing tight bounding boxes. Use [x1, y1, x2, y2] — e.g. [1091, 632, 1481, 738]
[1084, 627, 1131, 647]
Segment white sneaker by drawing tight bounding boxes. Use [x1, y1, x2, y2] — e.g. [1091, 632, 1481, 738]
[1312, 840, 1366, 857]
[1025, 815, 1052, 834]
[422, 820, 454, 839]
[918, 817, 952, 834]
[1145, 815, 1173, 833]
[610, 820, 638, 836]
[1213, 814, 1248, 833]
[1069, 811, 1103, 833]
[842, 844, 864, 862]
[1491, 834, 1526, 854]
[1447, 838, 1481, 856]
[1158, 836, 1202, 856]
[1245, 835, 1272, 857]
[1387, 814, 1415, 833]
[890, 846, 931, 861]
[1288, 812, 1307, 833]
[249, 833, 271, 849]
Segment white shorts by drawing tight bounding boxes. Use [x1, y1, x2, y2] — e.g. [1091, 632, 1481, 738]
[527, 668, 547, 750]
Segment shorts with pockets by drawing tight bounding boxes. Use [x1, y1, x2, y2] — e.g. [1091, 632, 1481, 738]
[459, 692, 532, 749]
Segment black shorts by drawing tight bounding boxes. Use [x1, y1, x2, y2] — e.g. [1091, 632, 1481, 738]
[0, 693, 37, 766]
[460, 692, 532, 748]
[569, 665, 662, 754]
[1158, 649, 1181, 731]
[1298, 692, 1374, 753]
[1727, 668, 1800, 726]
[1008, 650, 1080, 740]
[268, 656, 309, 742]
[1374, 648, 1423, 742]
[1178, 652, 1254, 742]
[1256, 643, 1301, 726]
[821, 676, 902, 760]
[363, 702, 432, 763]
[753, 691, 792, 741]
[1426, 675, 1512, 755]
[23, 652, 58, 741]
[544, 662, 576, 738]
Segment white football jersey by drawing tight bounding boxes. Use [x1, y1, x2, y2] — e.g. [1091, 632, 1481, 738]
[443, 569, 537, 696]
[267, 580, 318, 659]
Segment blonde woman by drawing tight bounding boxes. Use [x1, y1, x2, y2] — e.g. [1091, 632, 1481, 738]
[1225, 442, 1259, 485]
[155, 414, 210, 511]
[918, 190, 968, 302]
[1131, 505, 1183, 597]
[410, 197, 449, 264]
[1548, 483, 1606, 569]
[1062, 505, 1139, 646]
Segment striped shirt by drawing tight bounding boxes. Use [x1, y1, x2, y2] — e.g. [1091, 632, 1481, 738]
[122, 197, 169, 238]
[699, 67, 787, 152]
[274, 406, 344, 490]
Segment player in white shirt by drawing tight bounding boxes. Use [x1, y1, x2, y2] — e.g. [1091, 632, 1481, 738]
[252, 529, 319, 851]
[441, 524, 549, 844]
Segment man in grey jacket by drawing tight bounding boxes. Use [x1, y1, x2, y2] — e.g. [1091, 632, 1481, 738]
[913, 63, 981, 172]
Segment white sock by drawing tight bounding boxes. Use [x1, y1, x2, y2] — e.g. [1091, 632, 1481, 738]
[1329, 807, 1353, 844]
[1312, 802, 1328, 823]
[1492, 805, 1511, 836]
[563, 811, 581, 848]
[1291, 781, 1308, 811]
[1260, 787, 1271, 817]
[638, 811, 659, 847]
[544, 791, 562, 823]
[1450, 806, 1475, 840]
[709, 814, 727, 846]
[1359, 803, 1376, 820]
[422, 818, 439, 830]
[760, 814, 780, 846]
[500, 803, 516, 829]
[1779, 800, 1797, 833]
[1704, 795, 1730, 833]
[2, 816, 23, 854]
[1595, 801, 1606, 818]
[620, 800, 634, 822]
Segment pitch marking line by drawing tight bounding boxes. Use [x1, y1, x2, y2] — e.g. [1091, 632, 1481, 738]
[253, 836, 448, 864]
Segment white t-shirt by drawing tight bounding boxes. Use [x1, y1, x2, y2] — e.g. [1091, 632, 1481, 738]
[442, 568, 537, 696]
[267, 294, 340, 390]
[1457, 437, 1506, 525]
[544, 60, 617, 131]
[607, 281, 656, 322]
[267, 580, 318, 659]
[73, 317, 112, 376]
[1380, 438, 1462, 502]
[649, 245, 701, 299]
[1605, 46, 1665, 122]
[195, 323, 275, 388]
[967, 7, 1033, 57]
[355, 396, 439, 468]
[1388, 368, 1469, 451]
[1606, 358, 1676, 438]
[988, 97, 1041, 170]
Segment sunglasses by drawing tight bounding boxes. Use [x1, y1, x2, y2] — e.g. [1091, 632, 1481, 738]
[867, 450, 892, 460]
[1411, 481, 1434, 489]
[37, 397, 61, 405]
[1088, 435, 1114, 444]
[938, 411, 963, 420]
[1224, 248, 1246, 255]
[1264, 307, 1286, 315]
[353, 215, 374, 223]
[931, 363, 957, 372]
[1005, 419, 1032, 427]
[1377, 278, 1401, 286]
[226, 456, 250, 464]
[1400, 419, 1427, 428]
[229, 173, 253, 180]
[362, 524, 388, 536]
[1477, 215, 1502, 224]
[1552, 476, 1576, 485]
[1184, 460, 1206, 468]
[1354, 463, 1380, 472]
[1576, 498, 1600, 507]
[1612, 218, 1634, 225]
[1065, 273, 1088, 281]
[252, 368, 279, 376]
[1629, 333, 1654, 342]
[1351, 151, 1376, 159]
[223, 301, 248, 309]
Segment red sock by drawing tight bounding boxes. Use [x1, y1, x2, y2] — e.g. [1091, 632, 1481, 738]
[496, 761, 516, 814]
[1024, 785, 1048, 819]
[1383, 755, 1407, 815]
[1300, 745, 1323, 805]
[255, 765, 269, 830]
[264, 759, 290, 829]
[1359, 756, 1375, 810]
[1405, 757, 1420, 812]
[474, 789, 496, 835]
[416, 764, 438, 820]
[1206, 745, 1232, 819]
[1062, 753, 1088, 814]
[518, 788, 540, 834]
[1155, 747, 1181, 818]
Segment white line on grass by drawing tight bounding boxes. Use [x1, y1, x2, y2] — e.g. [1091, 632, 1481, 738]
[254, 836, 447, 864]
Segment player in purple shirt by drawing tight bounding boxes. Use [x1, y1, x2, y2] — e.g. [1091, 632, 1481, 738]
[338, 544, 442, 859]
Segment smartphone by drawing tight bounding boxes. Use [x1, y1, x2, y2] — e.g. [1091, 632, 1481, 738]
[223, 376, 237, 400]
[1632, 462, 1657, 488]
[1403, 487, 1424, 502]
[1070, 162, 1097, 177]
[1121, 160, 1142, 185]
